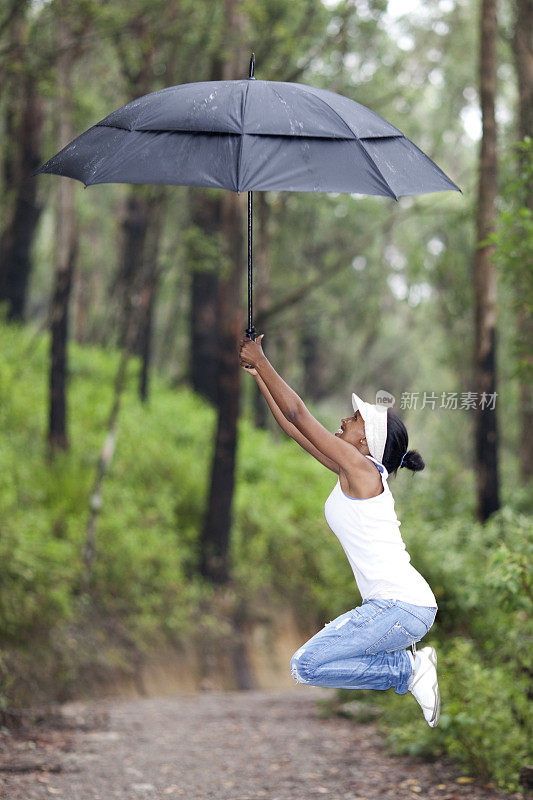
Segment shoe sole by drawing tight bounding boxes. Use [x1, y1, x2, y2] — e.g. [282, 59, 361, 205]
[427, 647, 440, 727]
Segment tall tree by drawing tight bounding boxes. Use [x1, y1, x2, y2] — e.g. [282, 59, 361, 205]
[136, 192, 166, 402]
[111, 189, 151, 345]
[199, 190, 245, 582]
[0, 2, 43, 320]
[512, 0, 533, 480]
[473, 0, 500, 520]
[187, 188, 223, 404]
[48, 4, 78, 452]
[109, 187, 167, 402]
[198, 0, 248, 584]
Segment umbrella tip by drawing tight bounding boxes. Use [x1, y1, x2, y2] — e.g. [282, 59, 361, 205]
[249, 52, 255, 79]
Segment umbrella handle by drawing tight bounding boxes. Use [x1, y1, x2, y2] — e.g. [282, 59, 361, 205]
[243, 327, 258, 369]
[244, 324, 256, 368]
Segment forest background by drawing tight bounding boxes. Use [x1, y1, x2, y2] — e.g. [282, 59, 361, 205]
[0, 0, 532, 793]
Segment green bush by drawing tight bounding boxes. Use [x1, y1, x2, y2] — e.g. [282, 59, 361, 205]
[377, 636, 531, 793]
[336, 506, 533, 793]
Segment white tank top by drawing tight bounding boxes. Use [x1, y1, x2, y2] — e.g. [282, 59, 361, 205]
[324, 455, 437, 607]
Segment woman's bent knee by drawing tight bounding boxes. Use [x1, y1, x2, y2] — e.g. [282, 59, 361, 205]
[290, 648, 317, 684]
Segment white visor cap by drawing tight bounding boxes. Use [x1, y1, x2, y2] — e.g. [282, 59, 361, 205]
[352, 392, 388, 464]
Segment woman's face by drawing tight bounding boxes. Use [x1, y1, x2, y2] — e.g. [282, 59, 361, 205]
[335, 409, 368, 452]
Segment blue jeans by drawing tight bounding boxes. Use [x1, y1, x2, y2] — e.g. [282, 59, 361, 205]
[290, 598, 437, 696]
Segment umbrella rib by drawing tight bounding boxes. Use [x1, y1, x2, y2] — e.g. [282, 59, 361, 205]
[297, 92, 399, 200]
[290, 89, 358, 139]
[97, 122, 246, 135]
[274, 89, 358, 140]
[358, 138, 399, 200]
[236, 81, 253, 192]
[97, 121, 406, 145]
[97, 122, 359, 139]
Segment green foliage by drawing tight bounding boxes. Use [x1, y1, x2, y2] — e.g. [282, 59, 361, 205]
[487, 508, 532, 612]
[382, 637, 531, 792]
[488, 138, 533, 382]
[334, 506, 533, 792]
[0, 523, 78, 643]
[0, 323, 206, 649]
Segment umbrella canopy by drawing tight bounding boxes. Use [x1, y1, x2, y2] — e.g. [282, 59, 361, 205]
[36, 56, 460, 338]
[37, 77, 459, 200]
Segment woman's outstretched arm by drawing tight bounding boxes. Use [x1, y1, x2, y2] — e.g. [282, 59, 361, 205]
[239, 336, 367, 474]
[250, 368, 339, 473]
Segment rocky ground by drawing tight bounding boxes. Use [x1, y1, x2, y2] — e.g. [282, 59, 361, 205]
[0, 688, 525, 800]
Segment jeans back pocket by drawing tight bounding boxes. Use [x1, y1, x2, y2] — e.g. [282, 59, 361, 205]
[365, 614, 428, 655]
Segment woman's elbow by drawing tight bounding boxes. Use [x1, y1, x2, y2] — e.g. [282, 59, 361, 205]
[285, 400, 306, 425]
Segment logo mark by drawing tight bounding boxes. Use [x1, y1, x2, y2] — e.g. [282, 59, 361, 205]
[375, 390, 395, 410]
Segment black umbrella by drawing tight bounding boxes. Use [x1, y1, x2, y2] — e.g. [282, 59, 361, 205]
[36, 54, 460, 339]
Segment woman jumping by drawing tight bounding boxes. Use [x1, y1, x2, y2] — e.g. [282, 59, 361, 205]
[239, 334, 440, 727]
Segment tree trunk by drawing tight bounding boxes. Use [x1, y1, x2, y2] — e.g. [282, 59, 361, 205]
[473, 0, 500, 521]
[47, 10, 78, 453]
[138, 268, 157, 403]
[108, 190, 150, 346]
[301, 322, 323, 401]
[0, 11, 43, 321]
[136, 193, 165, 402]
[514, 0, 533, 140]
[199, 190, 245, 583]
[73, 269, 89, 343]
[188, 189, 221, 404]
[190, 270, 220, 401]
[512, 0, 533, 480]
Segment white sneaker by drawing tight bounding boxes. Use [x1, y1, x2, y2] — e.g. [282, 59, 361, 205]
[408, 646, 440, 727]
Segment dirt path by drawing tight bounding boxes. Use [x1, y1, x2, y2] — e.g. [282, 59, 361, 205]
[0, 688, 520, 800]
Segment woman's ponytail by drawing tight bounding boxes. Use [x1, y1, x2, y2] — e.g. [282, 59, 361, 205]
[400, 449, 425, 472]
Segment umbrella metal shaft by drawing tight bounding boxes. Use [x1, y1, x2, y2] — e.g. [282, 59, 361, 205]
[247, 189, 256, 340]
[246, 52, 256, 341]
